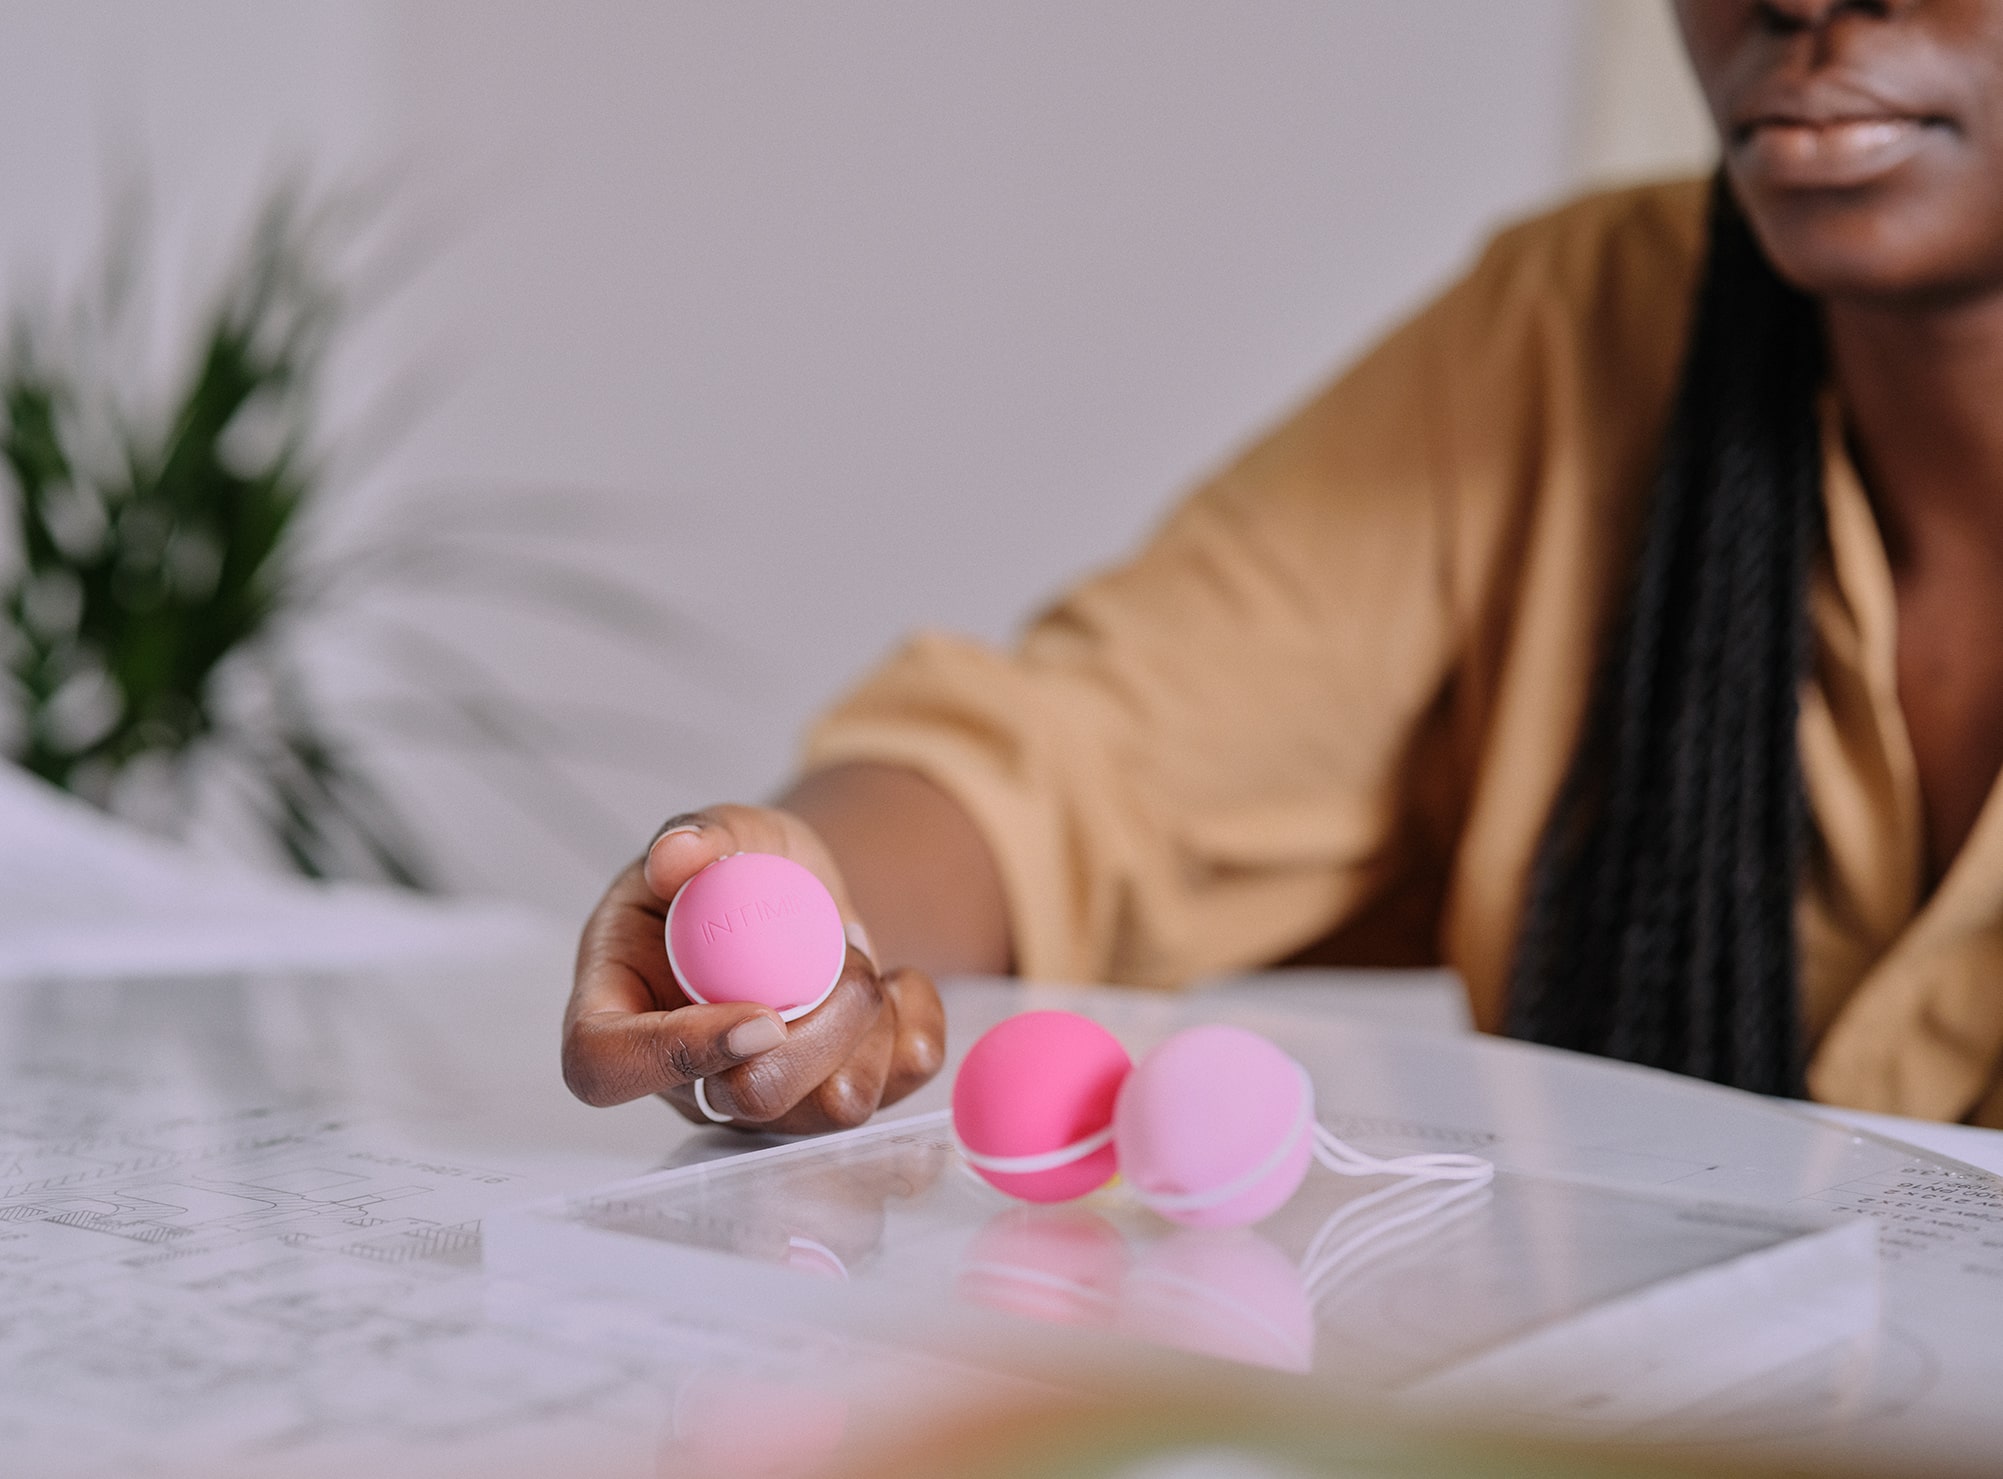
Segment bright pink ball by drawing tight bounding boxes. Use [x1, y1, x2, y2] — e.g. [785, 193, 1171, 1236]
[952, 1010, 1130, 1203]
[1115, 1024, 1313, 1228]
[665, 852, 847, 1021]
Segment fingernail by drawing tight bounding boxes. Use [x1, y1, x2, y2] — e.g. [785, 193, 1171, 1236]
[647, 822, 704, 863]
[727, 1016, 786, 1057]
[845, 920, 875, 964]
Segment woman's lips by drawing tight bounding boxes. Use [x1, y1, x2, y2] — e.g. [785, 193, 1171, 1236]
[1734, 114, 1943, 189]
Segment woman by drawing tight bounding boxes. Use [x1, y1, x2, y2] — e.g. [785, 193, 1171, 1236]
[566, 0, 2003, 1131]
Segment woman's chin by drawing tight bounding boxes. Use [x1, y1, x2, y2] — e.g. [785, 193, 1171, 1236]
[1737, 178, 2003, 307]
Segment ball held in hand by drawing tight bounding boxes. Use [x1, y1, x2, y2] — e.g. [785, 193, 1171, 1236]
[665, 852, 848, 1021]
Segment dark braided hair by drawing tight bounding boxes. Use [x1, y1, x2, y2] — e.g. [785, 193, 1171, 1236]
[1506, 176, 1826, 1097]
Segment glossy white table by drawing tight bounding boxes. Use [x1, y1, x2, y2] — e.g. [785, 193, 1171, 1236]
[3, 947, 1999, 1478]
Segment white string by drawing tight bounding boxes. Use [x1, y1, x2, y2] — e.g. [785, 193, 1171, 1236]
[1310, 1123, 1493, 1184]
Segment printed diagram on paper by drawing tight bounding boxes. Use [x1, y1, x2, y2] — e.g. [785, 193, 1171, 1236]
[0, 1081, 661, 1474]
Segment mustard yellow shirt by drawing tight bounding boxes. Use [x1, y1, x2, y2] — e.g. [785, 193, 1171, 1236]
[805, 178, 2003, 1127]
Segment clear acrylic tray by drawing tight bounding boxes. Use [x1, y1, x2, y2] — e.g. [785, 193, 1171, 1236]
[487, 1107, 1876, 1435]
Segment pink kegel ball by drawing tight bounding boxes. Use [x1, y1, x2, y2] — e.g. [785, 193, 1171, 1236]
[1115, 1024, 1314, 1228]
[665, 852, 848, 1022]
[952, 1010, 1131, 1203]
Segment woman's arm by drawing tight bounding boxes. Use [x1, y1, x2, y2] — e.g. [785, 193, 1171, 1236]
[779, 762, 1012, 979]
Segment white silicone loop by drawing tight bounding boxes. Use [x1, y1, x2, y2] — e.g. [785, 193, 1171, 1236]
[692, 1077, 733, 1124]
[956, 1122, 1117, 1177]
[1310, 1121, 1494, 1183]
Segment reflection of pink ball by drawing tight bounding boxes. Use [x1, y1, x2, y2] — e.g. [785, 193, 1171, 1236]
[1116, 1024, 1313, 1228]
[952, 1011, 1130, 1203]
[666, 853, 847, 1021]
[958, 1207, 1128, 1329]
[1122, 1227, 1314, 1373]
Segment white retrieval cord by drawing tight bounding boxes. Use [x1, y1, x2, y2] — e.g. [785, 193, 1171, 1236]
[1310, 1122, 1494, 1182]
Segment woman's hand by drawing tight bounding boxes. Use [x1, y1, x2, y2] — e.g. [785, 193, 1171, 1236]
[563, 803, 947, 1133]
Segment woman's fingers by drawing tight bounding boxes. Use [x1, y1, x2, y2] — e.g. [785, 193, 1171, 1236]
[666, 964, 950, 1133]
[570, 859, 678, 1020]
[566, 856, 791, 1106]
[878, 967, 947, 1110]
[665, 948, 889, 1130]
[643, 805, 864, 927]
[643, 808, 757, 901]
[689, 1006, 897, 1136]
[563, 1000, 788, 1107]
[779, 997, 898, 1134]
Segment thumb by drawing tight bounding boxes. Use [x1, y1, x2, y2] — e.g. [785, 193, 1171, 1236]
[562, 1001, 787, 1107]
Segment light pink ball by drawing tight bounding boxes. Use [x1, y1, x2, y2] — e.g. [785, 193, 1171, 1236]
[1114, 1024, 1314, 1228]
[952, 1010, 1130, 1203]
[665, 852, 847, 1021]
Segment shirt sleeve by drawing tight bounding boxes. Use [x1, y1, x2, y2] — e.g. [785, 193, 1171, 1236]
[801, 271, 1477, 989]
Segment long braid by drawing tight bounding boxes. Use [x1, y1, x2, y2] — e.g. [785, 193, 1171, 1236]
[1507, 177, 1824, 1096]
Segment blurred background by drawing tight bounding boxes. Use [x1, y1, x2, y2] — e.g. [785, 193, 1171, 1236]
[0, 1, 1712, 924]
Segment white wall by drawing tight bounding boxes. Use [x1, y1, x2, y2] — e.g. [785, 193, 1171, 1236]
[0, 2, 1711, 921]
[0, 2, 375, 337]
[1573, 0, 1716, 186]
